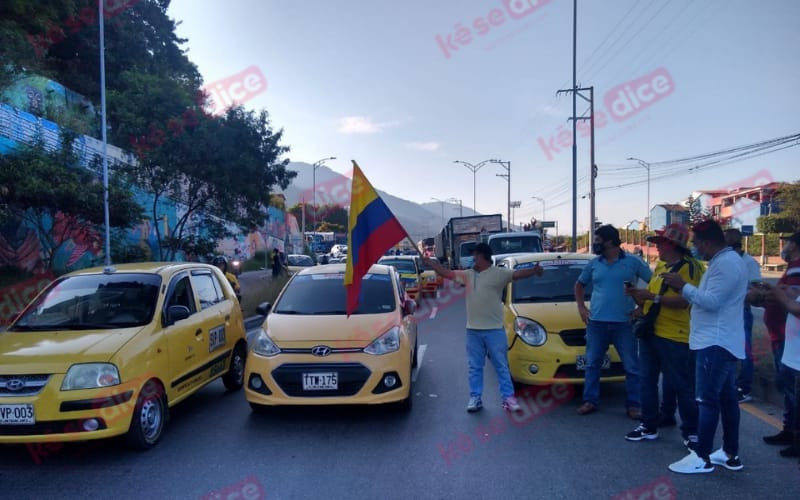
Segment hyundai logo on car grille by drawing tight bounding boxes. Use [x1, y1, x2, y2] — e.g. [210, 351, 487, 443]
[6, 379, 25, 391]
[311, 345, 332, 357]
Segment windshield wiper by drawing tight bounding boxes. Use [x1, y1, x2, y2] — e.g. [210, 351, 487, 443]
[311, 310, 348, 315]
[274, 310, 302, 315]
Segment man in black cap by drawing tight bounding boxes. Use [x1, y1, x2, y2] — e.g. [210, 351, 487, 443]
[423, 243, 543, 413]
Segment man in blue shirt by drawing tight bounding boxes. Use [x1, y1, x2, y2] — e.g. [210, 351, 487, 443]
[663, 219, 748, 474]
[574, 225, 653, 418]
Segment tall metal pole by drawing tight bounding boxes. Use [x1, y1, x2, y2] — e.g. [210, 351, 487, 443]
[454, 160, 490, 214]
[490, 159, 511, 231]
[589, 86, 596, 242]
[628, 157, 651, 258]
[571, 0, 577, 251]
[531, 196, 546, 220]
[99, 0, 111, 269]
[311, 156, 336, 237]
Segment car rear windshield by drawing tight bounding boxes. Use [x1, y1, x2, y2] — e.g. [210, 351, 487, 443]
[11, 273, 162, 330]
[288, 255, 314, 266]
[379, 259, 415, 274]
[512, 260, 592, 303]
[273, 273, 396, 315]
[490, 236, 542, 254]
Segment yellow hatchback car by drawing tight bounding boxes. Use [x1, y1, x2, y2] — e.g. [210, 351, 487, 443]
[245, 264, 418, 411]
[377, 255, 422, 302]
[499, 253, 624, 385]
[0, 263, 247, 449]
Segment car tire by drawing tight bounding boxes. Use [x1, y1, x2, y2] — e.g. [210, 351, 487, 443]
[222, 342, 246, 391]
[125, 380, 167, 450]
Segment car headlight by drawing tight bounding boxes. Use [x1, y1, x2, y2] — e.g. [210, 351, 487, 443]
[252, 328, 281, 356]
[61, 363, 121, 391]
[514, 317, 547, 346]
[364, 326, 401, 355]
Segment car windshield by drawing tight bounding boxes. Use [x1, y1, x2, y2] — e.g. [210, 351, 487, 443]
[460, 242, 477, 256]
[10, 273, 162, 330]
[273, 273, 396, 315]
[512, 260, 592, 303]
[490, 236, 542, 254]
[288, 255, 314, 266]
[379, 259, 416, 274]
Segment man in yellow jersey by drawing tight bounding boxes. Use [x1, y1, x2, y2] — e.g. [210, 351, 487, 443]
[624, 224, 704, 447]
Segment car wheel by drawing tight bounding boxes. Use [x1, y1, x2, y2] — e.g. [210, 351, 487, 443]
[222, 342, 246, 391]
[125, 380, 166, 450]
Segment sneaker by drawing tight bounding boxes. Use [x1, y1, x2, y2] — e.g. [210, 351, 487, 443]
[466, 396, 483, 413]
[625, 424, 659, 441]
[576, 401, 598, 415]
[683, 435, 698, 449]
[737, 388, 752, 403]
[709, 448, 744, 471]
[779, 445, 799, 458]
[669, 450, 715, 474]
[763, 429, 794, 445]
[502, 396, 523, 413]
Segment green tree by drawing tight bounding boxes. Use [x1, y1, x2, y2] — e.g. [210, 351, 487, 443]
[0, 134, 143, 270]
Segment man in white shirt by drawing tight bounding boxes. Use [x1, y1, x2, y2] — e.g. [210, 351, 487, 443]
[662, 220, 748, 474]
[724, 229, 762, 402]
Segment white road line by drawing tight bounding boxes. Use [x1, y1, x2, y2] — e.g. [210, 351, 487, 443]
[429, 306, 438, 319]
[412, 344, 427, 382]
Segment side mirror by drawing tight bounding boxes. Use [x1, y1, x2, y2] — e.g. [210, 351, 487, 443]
[165, 305, 191, 326]
[402, 299, 417, 316]
[256, 302, 272, 316]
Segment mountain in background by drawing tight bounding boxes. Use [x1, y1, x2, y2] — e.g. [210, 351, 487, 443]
[280, 162, 485, 241]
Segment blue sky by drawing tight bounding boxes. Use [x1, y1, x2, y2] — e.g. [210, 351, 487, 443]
[167, 0, 800, 234]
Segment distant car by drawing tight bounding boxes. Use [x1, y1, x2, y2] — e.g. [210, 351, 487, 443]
[377, 255, 423, 302]
[419, 259, 442, 296]
[0, 263, 247, 449]
[245, 264, 418, 411]
[499, 253, 624, 385]
[286, 254, 316, 274]
[330, 244, 348, 259]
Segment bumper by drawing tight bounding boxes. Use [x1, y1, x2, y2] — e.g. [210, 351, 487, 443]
[507, 337, 625, 385]
[0, 379, 141, 444]
[244, 351, 412, 406]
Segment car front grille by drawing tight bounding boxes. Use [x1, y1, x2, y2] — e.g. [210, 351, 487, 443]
[0, 375, 51, 397]
[271, 363, 371, 397]
[555, 362, 626, 379]
[559, 329, 587, 346]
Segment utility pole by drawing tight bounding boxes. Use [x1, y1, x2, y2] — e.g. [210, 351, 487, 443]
[555, 0, 578, 250]
[490, 159, 511, 231]
[311, 156, 336, 238]
[627, 157, 651, 259]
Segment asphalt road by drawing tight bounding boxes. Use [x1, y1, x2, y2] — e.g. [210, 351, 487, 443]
[1, 294, 799, 499]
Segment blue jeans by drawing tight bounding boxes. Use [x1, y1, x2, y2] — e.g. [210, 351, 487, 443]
[661, 373, 677, 417]
[640, 336, 697, 438]
[466, 328, 515, 399]
[583, 320, 640, 408]
[772, 340, 798, 431]
[695, 346, 740, 460]
[736, 305, 754, 394]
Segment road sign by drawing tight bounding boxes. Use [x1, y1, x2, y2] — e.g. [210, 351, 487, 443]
[541, 221, 556, 228]
[741, 225, 754, 236]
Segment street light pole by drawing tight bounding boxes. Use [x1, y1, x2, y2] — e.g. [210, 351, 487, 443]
[430, 197, 446, 227]
[531, 196, 546, 221]
[447, 198, 463, 217]
[312, 156, 336, 236]
[490, 159, 511, 231]
[453, 159, 490, 213]
[627, 157, 651, 257]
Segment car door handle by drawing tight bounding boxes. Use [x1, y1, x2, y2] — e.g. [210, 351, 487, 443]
[195, 328, 203, 336]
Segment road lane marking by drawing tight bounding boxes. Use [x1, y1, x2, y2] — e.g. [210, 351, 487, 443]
[412, 344, 427, 382]
[429, 306, 438, 319]
[740, 403, 782, 430]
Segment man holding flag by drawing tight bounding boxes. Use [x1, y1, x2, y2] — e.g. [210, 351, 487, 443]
[423, 243, 543, 413]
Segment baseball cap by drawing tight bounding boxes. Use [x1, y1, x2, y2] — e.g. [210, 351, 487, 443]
[780, 232, 800, 245]
[646, 223, 689, 249]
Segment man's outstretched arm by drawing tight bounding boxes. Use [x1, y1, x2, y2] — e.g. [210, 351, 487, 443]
[422, 257, 455, 280]
[512, 263, 543, 281]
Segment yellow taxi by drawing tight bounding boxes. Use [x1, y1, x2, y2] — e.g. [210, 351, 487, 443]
[377, 255, 422, 302]
[0, 263, 247, 449]
[419, 259, 442, 297]
[499, 253, 624, 385]
[245, 264, 418, 411]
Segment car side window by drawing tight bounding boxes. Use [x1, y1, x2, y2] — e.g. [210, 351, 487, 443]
[190, 272, 222, 310]
[394, 271, 405, 302]
[166, 275, 197, 314]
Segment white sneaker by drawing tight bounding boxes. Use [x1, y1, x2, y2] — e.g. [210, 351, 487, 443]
[502, 396, 522, 413]
[709, 448, 744, 471]
[668, 450, 715, 474]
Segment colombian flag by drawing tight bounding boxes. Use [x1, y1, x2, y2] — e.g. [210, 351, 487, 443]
[344, 161, 410, 316]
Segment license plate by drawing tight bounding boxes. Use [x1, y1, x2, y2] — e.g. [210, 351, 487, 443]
[576, 355, 611, 371]
[0, 404, 35, 425]
[209, 325, 226, 353]
[302, 372, 338, 391]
